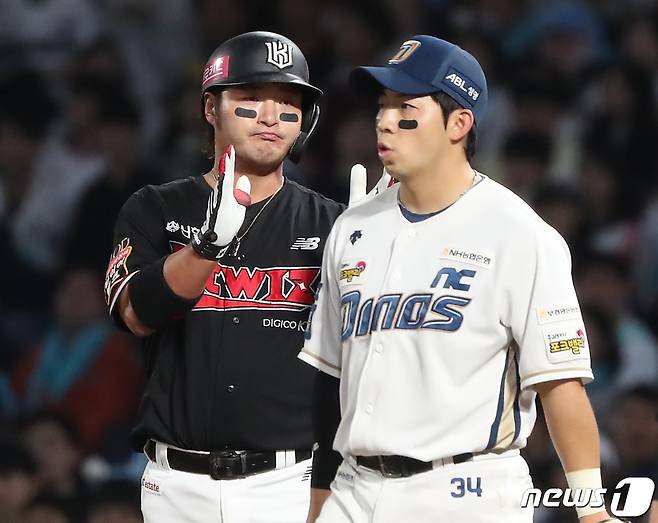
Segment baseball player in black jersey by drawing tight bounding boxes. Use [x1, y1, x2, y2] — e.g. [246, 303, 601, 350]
[104, 32, 345, 523]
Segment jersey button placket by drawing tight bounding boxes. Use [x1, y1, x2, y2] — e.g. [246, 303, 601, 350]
[232, 316, 240, 325]
[384, 233, 406, 287]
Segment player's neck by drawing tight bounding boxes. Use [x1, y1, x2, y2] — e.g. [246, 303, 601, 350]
[242, 170, 285, 204]
[399, 159, 475, 214]
[203, 159, 284, 204]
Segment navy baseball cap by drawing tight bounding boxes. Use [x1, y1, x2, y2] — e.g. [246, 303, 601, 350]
[350, 35, 488, 124]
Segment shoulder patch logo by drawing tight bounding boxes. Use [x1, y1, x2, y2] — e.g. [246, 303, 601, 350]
[543, 325, 589, 363]
[536, 305, 581, 325]
[104, 238, 132, 305]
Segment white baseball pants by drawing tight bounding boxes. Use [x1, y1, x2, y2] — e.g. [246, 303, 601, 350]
[141, 442, 312, 523]
[317, 449, 534, 523]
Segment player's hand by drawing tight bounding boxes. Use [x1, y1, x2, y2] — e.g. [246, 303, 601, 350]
[195, 145, 251, 258]
[348, 164, 394, 207]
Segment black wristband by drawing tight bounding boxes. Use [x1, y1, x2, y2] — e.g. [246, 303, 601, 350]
[191, 230, 223, 260]
[311, 372, 343, 489]
[128, 257, 200, 329]
[311, 446, 343, 489]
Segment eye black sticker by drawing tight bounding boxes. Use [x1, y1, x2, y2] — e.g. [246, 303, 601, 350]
[398, 119, 418, 129]
[279, 112, 299, 122]
[235, 107, 257, 119]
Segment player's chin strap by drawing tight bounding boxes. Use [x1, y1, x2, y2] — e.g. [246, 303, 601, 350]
[288, 103, 320, 163]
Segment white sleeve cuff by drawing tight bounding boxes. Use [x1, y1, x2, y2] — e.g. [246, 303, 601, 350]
[521, 368, 594, 390]
[297, 349, 341, 379]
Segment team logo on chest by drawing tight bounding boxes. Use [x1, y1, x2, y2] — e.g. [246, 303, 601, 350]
[195, 263, 319, 312]
[265, 40, 294, 69]
[339, 266, 477, 339]
[169, 241, 319, 311]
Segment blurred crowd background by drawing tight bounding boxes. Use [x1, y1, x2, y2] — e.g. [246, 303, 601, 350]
[1, 0, 658, 521]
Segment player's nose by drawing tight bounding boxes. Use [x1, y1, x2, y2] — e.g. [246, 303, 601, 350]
[257, 100, 278, 127]
[376, 108, 397, 134]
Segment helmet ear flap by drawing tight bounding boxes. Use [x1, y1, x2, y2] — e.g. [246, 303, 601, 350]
[288, 103, 320, 163]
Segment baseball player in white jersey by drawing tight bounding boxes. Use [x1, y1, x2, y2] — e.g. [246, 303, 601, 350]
[300, 35, 622, 523]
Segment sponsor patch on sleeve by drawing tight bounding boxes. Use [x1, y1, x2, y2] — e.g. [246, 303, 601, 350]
[542, 324, 589, 364]
[104, 238, 132, 305]
[536, 304, 581, 325]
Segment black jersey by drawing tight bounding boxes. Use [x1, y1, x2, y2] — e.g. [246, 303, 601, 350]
[104, 175, 344, 451]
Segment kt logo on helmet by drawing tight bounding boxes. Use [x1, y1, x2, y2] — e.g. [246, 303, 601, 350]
[265, 40, 294, 69]
[194, 263, 319, 312]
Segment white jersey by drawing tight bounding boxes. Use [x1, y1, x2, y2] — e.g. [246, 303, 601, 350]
[299, 174, 593, 462]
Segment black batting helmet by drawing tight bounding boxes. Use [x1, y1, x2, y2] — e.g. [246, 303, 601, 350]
[202, 31, 322, 163]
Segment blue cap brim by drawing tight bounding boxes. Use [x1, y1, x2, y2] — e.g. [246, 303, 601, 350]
[349, 66, 436, 96]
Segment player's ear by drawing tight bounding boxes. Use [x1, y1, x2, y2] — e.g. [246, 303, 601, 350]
[447, 109, 474, 143]
[204, 92, 218, 127]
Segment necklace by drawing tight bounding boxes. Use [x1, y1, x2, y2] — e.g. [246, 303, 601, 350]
[228, 177, 284, 257]
[459, 169, 480, 198]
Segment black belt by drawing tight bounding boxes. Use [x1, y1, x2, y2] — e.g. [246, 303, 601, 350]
[145, 440, 311, 480]
[356, 453, 474, 478]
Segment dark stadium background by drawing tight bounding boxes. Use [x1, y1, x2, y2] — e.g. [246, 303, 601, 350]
[0, 1, 657, 521]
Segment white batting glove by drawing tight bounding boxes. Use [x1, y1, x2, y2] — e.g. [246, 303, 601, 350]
[192, 145, 251, 259]
[348, 164, 394, 207]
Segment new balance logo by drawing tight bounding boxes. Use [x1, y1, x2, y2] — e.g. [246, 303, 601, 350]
[291, 237, 320, 250]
